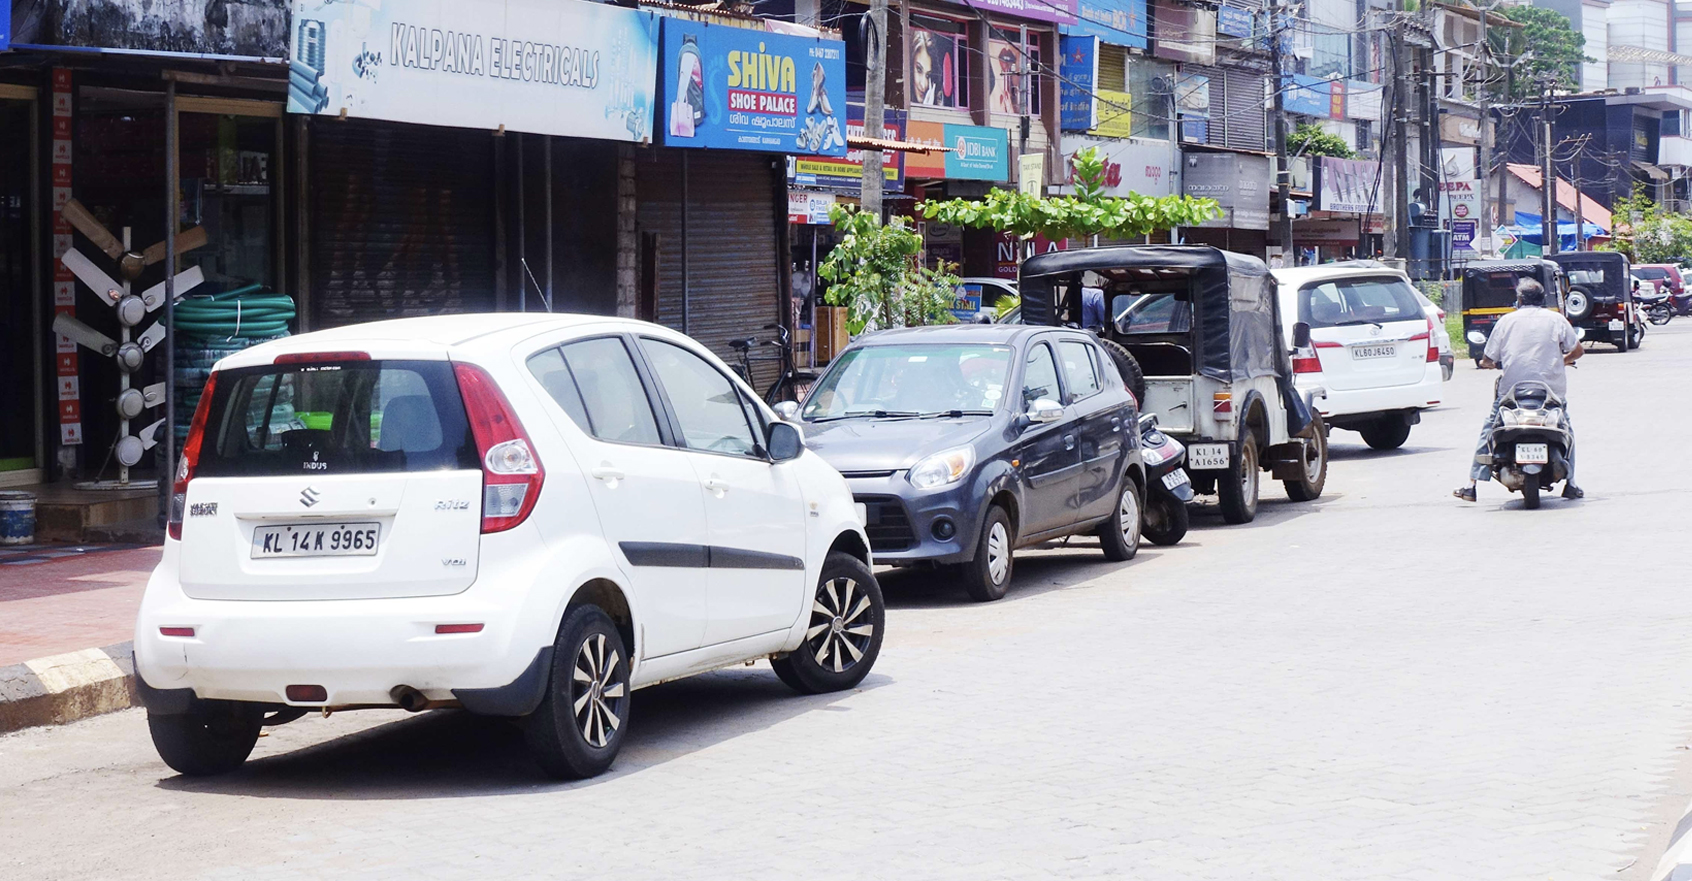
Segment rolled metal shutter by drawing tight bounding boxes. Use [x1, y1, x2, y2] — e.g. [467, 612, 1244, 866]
[635, 149, 783, 385]
[309, 119, 496, 328]
[1192, 65, 1268, 154]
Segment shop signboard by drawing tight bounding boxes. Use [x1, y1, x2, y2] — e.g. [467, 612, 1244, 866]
[935, 0, 1077, 26]
[791, 104, 904, 191]
[1314, 156, 1380, 214]
[1060, 35, 1098, 132]
[906, 121, 1009, 181]
[1439, 178, 1481, 223]
[660, 18, 848, 156]
[1093, 89, 1133, 138]
[1451, 220, 1477, 251]
[1346, 81, 1384, 121]
[1, 1, 10, 52]
[1061, 135, 1172, 197]
[1151, 0, 1215, 65]
[1290, 219, 1361, 244]
[1019, 153, 1046, 196]
[285, 0, 660, 143]
[1283, 74, 1330, 118]
[1216, 4, 1255, 39]
[1328, 80, 1346, 120]
[1174, 73, 1208, 142]
[1183, 152, 1269, 230]
[1065, 0, 1148, 49]
[787, 190, 836, 224]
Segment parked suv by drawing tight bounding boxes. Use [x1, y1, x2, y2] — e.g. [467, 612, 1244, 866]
[134, 315, 881, 780]
[790, 324, 1144, 602]
[1633, 264, 1690, 315]
[1272, 263, 1445, 451]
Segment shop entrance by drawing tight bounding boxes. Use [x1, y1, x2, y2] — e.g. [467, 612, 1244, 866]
[0, 87, 42, 486]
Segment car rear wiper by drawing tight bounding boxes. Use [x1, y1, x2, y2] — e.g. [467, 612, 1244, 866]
[1331, 319, 1385, 327]
[809, 409, 923, 423]
[917, 409, 994, 418]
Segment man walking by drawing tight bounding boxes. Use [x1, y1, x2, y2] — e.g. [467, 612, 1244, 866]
[1454, 278, 1584, 502]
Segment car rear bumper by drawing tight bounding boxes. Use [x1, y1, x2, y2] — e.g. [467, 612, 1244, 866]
[847, 474, 982, 566]
[1297, 365, 1444, 420]
[134, 545, 549, 710]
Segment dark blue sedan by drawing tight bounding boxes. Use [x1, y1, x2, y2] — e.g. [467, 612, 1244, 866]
[796, 324, 1144, 601]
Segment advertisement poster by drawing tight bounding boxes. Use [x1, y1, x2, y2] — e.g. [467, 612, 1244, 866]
[955, 0, 1077, 26]
[1346, 81, 1384, 121]
[1174, 73, 1209, 143]
[1451, 220, 1477, 251]
[791, 105, 904, 191]
[1184, 152, 1269, 230]
[907, 121, 1009, 181]
[1062, 135, 1172, 197]
[1283, 74, 1330, 117]
[1093, 89, 1133, 138]
[986, 39, 1025, 115]
[787, 191, 836, 224]
[1150, 0, 1215, 66]
[1060, 36, 1098, 132]
[286, 0, 659, 143]
[1439, 178, 1481, 223]
[1315, 157, 1381, 214]
[661, 19, 847, 156]
[1067, 0, 1147, 48]
[910, 28, 964, 108]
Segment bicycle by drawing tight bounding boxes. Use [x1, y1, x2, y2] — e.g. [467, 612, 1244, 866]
[729, 324, 820, 405]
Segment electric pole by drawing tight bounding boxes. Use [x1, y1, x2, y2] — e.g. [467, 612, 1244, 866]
[1271, 2, 1293, 265]
[1539, 81, 1557, 255]
[1390, 25, 1411, 260]
[1477, 3, 1493, 248]
[860, 0, 889, 218]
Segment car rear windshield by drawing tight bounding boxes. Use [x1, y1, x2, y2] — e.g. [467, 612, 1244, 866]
[804, 344, 1012, 420]
[195, 359, 478, 477]
[1300, 276, 1424, 328]
[1634, 267, 1670, 280]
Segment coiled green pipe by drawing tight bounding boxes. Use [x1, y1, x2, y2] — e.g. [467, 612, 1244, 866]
[174, 289, 297, 338]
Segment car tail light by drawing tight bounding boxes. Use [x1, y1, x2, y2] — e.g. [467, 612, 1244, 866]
[1292, 348, 1322, 374]
[1213, 392, 1232, 414]
[168, 372, 219, 541]
[1410, 319, 1438, 363]
[453, 362, 544, 533]
[274, 351, 370, 364]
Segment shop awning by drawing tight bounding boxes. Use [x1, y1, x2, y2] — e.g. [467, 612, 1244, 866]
[847, 134, 952, 154]
[1633, 160, 1671, 182]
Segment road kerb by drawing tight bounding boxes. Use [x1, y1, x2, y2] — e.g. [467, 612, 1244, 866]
[0, 642, 136, 735]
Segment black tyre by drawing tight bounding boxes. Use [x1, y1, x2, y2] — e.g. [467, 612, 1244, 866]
[1649, 304, 1673, 326]
[523, 605, 632, 780]
[1097, 475, 1143, 562]
[960, 505, 1015, 602]
[1095, 336, 1146, 407]
[1629, 319, 1645, 349]
[1359, 414, 1412, 451]
[1217, 429, 1260, 525]
[1283, 413, 1328, 502]
[1141, 488, 1189, 546]
[771, 552, 884, 694]
[147, 701, 263, 777]
[1522, 476, 1541, 510]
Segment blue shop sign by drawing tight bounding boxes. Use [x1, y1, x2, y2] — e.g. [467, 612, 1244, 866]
[660, 18, 848, 156]
[1, 0, 10, 51]
[1059, 35, 1098, 132]
[1217, 4, 1255, 39]
[945, 124, 1009, 181]
[1283, 74, 1330, 117]
[1063, 0, 1148, 49]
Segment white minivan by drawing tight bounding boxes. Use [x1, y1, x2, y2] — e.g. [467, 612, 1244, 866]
[1272, 264, 1446, 450]
[134, 314, 880, 779]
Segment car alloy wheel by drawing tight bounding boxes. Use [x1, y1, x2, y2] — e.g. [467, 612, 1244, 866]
[571, 632, 627, 748]
[805, 575, 876, 674]
[986, 521, 1010, 584]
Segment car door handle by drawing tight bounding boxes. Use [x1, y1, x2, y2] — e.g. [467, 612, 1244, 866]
[703, 477, 730, 495]
[1063, 434, 1076, 450]
[590, 464, 624, 483]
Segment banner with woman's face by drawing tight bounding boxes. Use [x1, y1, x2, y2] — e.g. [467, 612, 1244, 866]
[910, 29, 960, 108]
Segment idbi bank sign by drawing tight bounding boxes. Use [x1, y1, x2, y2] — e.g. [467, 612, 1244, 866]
[661, 19, 848, 156]
[907, 121, 1009, 181]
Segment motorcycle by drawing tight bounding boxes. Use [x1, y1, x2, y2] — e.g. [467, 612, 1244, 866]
[1482, 380, 1572, 510]
[1640, 286, 1675, 326]
[1138, 413, 1193, 545]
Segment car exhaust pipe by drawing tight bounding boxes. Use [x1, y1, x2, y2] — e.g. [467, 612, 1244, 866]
[390, 685, 430, 712]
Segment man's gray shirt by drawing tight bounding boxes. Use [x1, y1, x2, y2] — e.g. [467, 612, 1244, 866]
[1482, 305, 1579, 398]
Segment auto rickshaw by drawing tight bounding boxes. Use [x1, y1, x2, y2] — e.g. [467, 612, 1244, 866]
[1019, 246, 1322, 525]
[1459, 259, 1566, 364]
[1548, 251, 1638, 351]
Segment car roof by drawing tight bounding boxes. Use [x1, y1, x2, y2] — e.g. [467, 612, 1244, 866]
[1271, 262, 1411, 288]
[958, 277, 1017, 287]
[851, 323, 1071, 346]
[214, 313, 668, 370]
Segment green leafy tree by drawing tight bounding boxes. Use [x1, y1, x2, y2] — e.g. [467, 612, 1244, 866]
[918, 147, 1221, 241]
[1496, 5, 1590, 97]
[818, 206, 960, 334]
[1288, 122, 1354, 159]
[1598, 185, 1692, 264]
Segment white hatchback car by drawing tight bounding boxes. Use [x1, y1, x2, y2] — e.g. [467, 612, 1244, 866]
[135, 314, 881, 779]
[1272, 264, 1445, 450]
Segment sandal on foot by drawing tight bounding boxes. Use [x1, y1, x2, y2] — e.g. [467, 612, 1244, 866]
[1453, 486, 1476, 502]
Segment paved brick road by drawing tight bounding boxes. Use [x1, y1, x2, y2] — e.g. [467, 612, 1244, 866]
[5, 326, 1692, 881]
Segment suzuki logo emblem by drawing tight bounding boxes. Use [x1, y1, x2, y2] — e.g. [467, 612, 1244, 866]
[300, 487, 321, 508]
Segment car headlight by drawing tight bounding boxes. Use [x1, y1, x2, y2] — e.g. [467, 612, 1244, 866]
[908, 446, 975, 490]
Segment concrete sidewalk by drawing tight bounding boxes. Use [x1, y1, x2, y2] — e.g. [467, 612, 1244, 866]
[0, 544, 158, 733]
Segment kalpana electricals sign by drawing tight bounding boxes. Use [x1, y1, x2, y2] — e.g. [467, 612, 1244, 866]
[287, 0, 659, 143]
[660, 18, 848, 156]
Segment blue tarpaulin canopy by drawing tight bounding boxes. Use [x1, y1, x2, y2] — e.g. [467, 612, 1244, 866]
[1495, 212, 1607, 254]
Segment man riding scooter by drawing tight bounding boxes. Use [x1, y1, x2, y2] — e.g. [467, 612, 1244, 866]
[1454, 278, 1585, 502]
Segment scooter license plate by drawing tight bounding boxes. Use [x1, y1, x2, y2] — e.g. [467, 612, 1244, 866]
[1188, 444, 1229, 470]
[1162, 469, 1191, 491]
[1516, 443, 1549, 465]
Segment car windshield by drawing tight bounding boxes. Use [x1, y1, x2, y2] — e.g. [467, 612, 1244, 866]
[803, 344, 1012, 420]
[1300, 276, 1424, 327]
[1634, 268, 1669, 280]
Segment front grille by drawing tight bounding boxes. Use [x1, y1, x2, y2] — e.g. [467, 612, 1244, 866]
[857, 495, 915, 552]
[840, 470, 897, 479]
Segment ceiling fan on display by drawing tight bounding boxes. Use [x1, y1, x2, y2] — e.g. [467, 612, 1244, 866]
[50, 198, 208, 489]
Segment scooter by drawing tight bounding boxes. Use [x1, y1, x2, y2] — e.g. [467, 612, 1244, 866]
[1139, 413, 1193, 545]
[1482, 380, 1572, 510]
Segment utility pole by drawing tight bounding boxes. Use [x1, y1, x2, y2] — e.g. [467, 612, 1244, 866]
[1390, 25, 1411, 259]
[860, 0, 889, 218]
[1270, 2, 1293, 265]
[1477, 3, 1493, 246]
[1539, 81, 1558, 254]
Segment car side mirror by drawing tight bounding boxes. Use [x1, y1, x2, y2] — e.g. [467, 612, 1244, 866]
[772, 400, 800, 422]
[1291, 321, 1311, 349]
[1026, 398, 1064, 425]
[767, 421, 804, 462]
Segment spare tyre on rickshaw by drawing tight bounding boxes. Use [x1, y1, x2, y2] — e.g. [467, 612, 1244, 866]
[1458, 259, 1566, 365]
[1019, 246, 1323, 525]
[1547, 251, 1639, 351]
